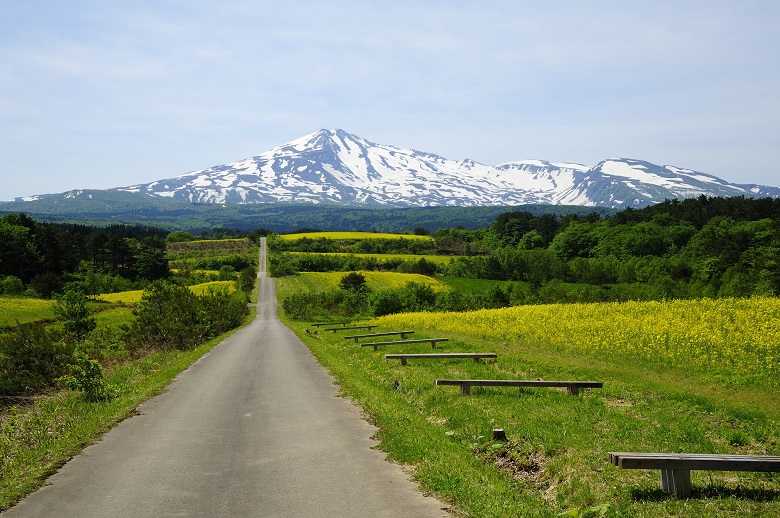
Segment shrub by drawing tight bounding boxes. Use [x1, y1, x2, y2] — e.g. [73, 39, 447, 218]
[58, 350, 115, 402]
[53, 289, 97, 341]
[339, 271, 368, 292]
[122, 281, 249, 351]
[0, 324, 73, 396]
[238, 266, 257, 292]
[0, 276, 24, 295]
[123, 281, 209, 351]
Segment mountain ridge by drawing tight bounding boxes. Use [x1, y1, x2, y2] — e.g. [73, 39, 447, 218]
[12, 128, 780, 208]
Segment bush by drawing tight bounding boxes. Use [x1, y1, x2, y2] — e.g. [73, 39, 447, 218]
[53, 289, 97, 341]
[238, 266, 257, 292]
[122, 281, 249, 351]
[0, 324, 73, 396]
[123, 281, 209, 351]
[0, 276, 24, 295]
[58, 350, 115, 402]
[339, 271, 368, 292]
[369, 290, 404, 317]
[281, 290, 368, 320]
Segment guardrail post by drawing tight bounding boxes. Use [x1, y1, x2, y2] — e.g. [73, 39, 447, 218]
[661, 468, 691, 498]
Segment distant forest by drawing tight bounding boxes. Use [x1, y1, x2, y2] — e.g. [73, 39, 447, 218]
[448, 195, 780, 302]
[0, 192, 614, 233]
[0, 214, 262, 298]
[3, 195, 780, 303]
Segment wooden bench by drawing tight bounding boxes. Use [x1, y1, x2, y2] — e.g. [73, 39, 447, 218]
[344, 331, 415, 343]
[309, 322, 350, 327]
[324, 325, 378, 333]
[386, 353, 497, 366]
[609, 452, 780, 498]
[360, 338, 448, 351]
[435, 379, 603, 396]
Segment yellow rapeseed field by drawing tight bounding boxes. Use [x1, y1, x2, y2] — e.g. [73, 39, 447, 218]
[97, 281, 236, 305]
[279, 231, 432, 241]
[96, 290, 145, 305]
[288, 252, 456, 264]
[373, 297, 780, 381]
[300, 271, 445, 291]
[188, 281, 236, 296]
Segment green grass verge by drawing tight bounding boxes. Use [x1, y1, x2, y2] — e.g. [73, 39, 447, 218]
[282, 315, 780, 517]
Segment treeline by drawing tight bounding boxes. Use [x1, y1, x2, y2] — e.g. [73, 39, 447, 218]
[269, 253, 439, 277]
[0, 214, 171, 297]
[282, 278, 540, 320]
[460, 195, 780, 300]
[268, 236, 438, 254]
[0, 214, 259, 298]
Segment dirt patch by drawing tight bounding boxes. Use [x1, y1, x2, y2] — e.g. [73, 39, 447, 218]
[474, 440, 550, 488]
[604, 397, 633, 408]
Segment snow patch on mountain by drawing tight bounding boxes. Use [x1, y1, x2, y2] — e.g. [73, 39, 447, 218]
[105, 129, 780, 208]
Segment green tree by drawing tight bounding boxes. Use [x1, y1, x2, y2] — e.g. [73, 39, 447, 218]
[54, 289, 97, 341]
[238, 266, 257, 292]
[135, 245, 171, 281]
[339, 271, 368, 292]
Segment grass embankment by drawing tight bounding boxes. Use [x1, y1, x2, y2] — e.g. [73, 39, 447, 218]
[281, 296, 780, 517]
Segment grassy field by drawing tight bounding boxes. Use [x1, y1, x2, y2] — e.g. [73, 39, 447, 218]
[283, 297, 780, 516]
[279, 231, 433, 241]
[0, 298, 56, 327]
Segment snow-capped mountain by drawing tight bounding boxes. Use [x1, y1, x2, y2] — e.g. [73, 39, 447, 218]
[24, 129, 780, 208]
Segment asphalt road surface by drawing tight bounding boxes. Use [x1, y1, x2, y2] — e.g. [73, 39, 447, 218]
[5, 238, 448, 517]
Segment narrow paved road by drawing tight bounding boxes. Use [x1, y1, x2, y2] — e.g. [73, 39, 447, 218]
[5, 238, 448, 517]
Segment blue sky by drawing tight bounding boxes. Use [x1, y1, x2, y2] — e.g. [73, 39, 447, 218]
[1, 0, 778, 200]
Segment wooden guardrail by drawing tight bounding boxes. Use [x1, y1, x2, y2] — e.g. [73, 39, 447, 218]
[324, 325, 378, 333]
[360, 338, 448, 351]
[344, 331, 415, 343]
[609, 452, 780, 498]
[435, 379, 603, 396]
[309, 322, 350, 327]
[385, 353, 497, 366]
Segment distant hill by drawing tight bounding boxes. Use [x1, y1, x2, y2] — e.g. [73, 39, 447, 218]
[0, 191, 614, 233]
